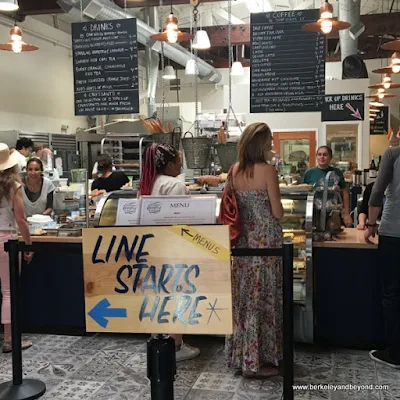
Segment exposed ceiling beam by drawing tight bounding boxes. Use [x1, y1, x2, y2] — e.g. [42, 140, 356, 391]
[199, 13, 400, 47]
[115, 0, 218, 7]
[18, 0, 62, 15]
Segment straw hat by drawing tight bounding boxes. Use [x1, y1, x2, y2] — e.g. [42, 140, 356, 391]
[0, 143, 18, 171]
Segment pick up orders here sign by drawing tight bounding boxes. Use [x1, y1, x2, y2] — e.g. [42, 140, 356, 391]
[82, 225, 233, 334]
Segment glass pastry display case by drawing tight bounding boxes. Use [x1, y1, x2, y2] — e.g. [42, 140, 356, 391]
[280, 187, 314, 343]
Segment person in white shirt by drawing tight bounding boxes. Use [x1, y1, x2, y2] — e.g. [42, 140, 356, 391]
[139, 143, 198, 362]
[14, 138, 33, 172]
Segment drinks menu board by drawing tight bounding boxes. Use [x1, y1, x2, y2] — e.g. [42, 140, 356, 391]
[250, 10, 325, 113]
[370, 106, 389, 135]
[72, 19, 139, 116]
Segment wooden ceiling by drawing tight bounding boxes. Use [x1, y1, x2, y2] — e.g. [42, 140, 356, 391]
[16, 0, 218, 15]
[11, 0, 400, 65]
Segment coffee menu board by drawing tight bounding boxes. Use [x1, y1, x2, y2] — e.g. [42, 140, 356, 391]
[250, 10, 325, 113]
[370, 106, 389, 135]
[72, 19, 139, 116]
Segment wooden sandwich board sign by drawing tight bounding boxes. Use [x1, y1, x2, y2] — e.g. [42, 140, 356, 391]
[82, 225, 233, 334]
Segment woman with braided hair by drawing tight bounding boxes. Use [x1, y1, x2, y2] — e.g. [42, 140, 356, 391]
[140, 143, 200, 361]
[139, 143, 188, 197]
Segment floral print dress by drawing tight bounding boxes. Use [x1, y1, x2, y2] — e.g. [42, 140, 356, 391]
[226, 190, 283, 373]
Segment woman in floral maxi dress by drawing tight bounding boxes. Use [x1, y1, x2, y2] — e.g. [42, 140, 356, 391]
[225, 122, 284, 378]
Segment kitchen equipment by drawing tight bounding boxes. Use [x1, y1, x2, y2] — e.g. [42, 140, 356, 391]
[151, 127, 182, 150]
[214, 142, 238, 173]
[181, 132, 212, 169]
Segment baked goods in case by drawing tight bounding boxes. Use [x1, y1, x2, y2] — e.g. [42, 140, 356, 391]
[196, 175, 221, 187]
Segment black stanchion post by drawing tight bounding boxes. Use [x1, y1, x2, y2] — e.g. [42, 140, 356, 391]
[147, 334, 176, 400]
[283, 243, 294, 400]
[0, 240, 46, 400]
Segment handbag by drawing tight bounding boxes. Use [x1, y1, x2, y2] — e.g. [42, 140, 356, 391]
[218, 167, 241, 246]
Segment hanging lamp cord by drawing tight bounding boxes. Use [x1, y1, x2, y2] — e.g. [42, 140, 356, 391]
[193, 5, 200, 136]
[226, 0, 242, 134]
[159, 0, 166, 122]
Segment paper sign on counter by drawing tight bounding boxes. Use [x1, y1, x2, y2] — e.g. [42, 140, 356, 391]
[140, 195, 217, 226]
[115, 198, 141, 226]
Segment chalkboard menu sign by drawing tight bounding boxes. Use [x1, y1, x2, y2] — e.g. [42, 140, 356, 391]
[250, 10, 325, 113]
[72, 19, 139, 116]
[322, 94, 364, 121]
[370, 106, 389, 135]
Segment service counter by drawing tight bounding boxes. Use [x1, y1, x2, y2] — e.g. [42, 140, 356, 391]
[313, 228, 384, 349]
[14, 229, 385, 348]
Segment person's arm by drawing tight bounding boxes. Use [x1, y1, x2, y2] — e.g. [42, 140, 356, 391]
[357, 184, 373, 230]
[266, 165, 284, 219]
[43, 191, 53, 215]
[13, 187, 33, 263]
[166, 181, 189, 196]
[365, 149, 395, 243]
[337, 169, 352, 226]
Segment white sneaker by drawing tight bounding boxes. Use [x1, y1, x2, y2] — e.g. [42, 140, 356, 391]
[176, 342, 200, 362]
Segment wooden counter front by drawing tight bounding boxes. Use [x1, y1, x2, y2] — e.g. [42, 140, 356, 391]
[20, 236, 82, 244]
[313, 228, 378, 249]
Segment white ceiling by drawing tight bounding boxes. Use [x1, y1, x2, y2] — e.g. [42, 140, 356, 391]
[33, 0, 398, 34]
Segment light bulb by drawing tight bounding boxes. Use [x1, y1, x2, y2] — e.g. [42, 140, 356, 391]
[166, 22, 178, 31]
[167, 30, 178, 44]
[384, 82, 391, 89]
[320, 19, 333, 34]
[378, 93, 385, 99]
[320, 11, 333, 19]
[11, 40, 22, 54]
[392, 64, 400, 73]
[378, 88, 385, 93]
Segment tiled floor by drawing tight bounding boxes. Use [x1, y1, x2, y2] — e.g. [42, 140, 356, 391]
[0, 333, 398, 399]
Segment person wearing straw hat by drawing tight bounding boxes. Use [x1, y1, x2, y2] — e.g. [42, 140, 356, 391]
[0, 143, 33, 353]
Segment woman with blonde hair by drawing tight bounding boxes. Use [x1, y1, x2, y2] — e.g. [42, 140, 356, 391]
[226, 122, 284, 378]
[0, 143, 33, 353]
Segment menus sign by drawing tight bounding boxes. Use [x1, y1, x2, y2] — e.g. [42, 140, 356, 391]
[322, 94, 364, 121]
[250, 10, 325, 113]
[370, 106, 389, 135]
[83, 226, 232, 334]
[71, 19, 139, 116]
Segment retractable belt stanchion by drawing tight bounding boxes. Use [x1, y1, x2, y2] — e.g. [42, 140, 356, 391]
[147, 334, 176, 400]
[0, 240, 46, 400]
[232, 243, 294, 400]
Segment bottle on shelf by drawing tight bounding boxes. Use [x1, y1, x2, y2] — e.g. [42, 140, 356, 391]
[369, 156, 377, 179]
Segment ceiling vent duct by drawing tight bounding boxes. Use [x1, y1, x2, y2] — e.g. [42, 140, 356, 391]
[338, 0, 361, 62]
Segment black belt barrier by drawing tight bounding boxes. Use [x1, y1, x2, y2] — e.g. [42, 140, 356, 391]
[0, 240, 46, 400]
[1, 239, 293, 400]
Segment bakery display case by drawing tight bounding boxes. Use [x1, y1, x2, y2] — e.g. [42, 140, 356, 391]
[280, 187, 314, 343]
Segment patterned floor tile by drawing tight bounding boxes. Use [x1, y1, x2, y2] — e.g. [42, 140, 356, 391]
[35, 335, 82, 349]
[192, 372, 242, 392]
[233, 392, 282, 400]
[175, 370, 201, 389]
[238, 375, 283, 395]
[139, 385, 190, 400]
[125, 352, 147, 369]
[334, 353, 376, 370]
[45, 379, 104, 399]
[108, 366, 149, 387]
[90, 382, 147, 400]
[185, 389, 235, 400]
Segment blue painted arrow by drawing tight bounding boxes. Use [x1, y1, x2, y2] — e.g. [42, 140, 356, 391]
[88, 298, 127, 328]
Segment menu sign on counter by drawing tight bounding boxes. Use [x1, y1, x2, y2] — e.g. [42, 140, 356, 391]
[322, 94, 364, 121]
[72, 19, 139, 116]
[140, 196, 217, 226]
[250, 10, 325, 113]
[370, 106, 389, 135]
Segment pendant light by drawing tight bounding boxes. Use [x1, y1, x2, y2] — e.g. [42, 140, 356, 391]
[369, 74, 400, 90]
[0, 0, 18, 11]
[163, 65, 176, 80]
[302, 1, 350, 35]
[185, 59, 197, 75]
[0, 25, 38, 53]
[192, 30, 211, 50]
[231, 45, 244, 76]
[150, 0, 193, 44]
